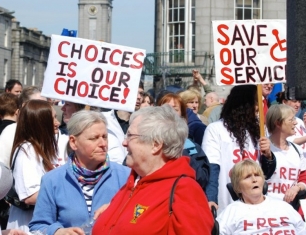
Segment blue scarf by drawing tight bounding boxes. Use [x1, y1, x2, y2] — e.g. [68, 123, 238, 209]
[71, 153, 110, 185]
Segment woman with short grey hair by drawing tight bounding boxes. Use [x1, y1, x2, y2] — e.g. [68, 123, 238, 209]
[29, 110, 130, 235]
[129, 104, 188, 159]
[67, 110, 108, 137]
[92, 104, 214, 235]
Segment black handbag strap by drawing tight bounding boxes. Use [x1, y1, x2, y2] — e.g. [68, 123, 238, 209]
[169, 174, 186, 215]
[6, 145, 35, 210]
[10, 146, 22, 170]
[289, 142, 300, 157]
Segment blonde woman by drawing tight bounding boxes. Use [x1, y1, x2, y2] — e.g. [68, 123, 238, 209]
[217, 159, 306, 235]
[179, 89, 208, 125]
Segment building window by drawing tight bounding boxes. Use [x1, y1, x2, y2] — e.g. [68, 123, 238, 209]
[235, 0, 262, 20]
[167, 0, 194, 63]
[32, 63, 36, 85]
[191, 0, 195, 62]
[4, 20, 9, 47]
[89, 18, 97, 40]
[24, 59, 28, 85]
[167, 0, 195, 63]
[3, 59, 8, 86]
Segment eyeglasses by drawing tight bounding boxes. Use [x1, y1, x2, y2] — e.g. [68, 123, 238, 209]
[287, 117, 296, 123]
[124, 133, 145, 141]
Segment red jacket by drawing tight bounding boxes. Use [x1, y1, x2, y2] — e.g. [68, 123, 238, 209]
[92, 156, 214, 235]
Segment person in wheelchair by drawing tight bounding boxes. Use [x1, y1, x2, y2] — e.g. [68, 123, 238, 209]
[217, 159, 306, 235]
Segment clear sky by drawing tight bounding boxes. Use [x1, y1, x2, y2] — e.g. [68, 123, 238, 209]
[0, 0, 155, 53]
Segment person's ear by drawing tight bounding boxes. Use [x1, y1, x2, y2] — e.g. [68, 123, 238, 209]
[14, 109, 19, 117]
[151, 141, 163, 155]
[69, 135, 78, 151]
[275, 120, 282, 128]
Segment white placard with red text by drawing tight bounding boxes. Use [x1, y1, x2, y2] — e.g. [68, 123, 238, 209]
[42, 35, 146, 112]
[212, 20, 286, 86]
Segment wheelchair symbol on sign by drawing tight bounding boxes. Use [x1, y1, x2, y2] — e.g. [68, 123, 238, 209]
[270, 29, 286, 62]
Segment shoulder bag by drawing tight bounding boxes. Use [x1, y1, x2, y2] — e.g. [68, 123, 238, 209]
[5, 146, 35, 210]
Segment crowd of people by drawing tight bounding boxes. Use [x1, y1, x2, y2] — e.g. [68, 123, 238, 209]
[0, 74, 306, 235]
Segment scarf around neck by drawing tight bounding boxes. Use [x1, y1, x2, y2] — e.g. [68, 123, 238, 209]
[71, 153, 110, 185]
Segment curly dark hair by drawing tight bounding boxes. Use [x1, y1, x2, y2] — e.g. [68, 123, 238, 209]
[220, 85, 259, 152]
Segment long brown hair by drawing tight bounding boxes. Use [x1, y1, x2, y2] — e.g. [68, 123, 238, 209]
[10, 100, 58, 171]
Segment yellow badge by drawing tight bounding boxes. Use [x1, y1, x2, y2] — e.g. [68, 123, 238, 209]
[130, 204, 149, 224]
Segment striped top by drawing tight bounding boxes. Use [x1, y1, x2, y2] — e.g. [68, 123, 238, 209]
[80, 182, 95, 213]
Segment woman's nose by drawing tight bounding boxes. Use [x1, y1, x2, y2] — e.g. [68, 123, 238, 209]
[98, 137, 107, 146]
[122, 139, 128, 147]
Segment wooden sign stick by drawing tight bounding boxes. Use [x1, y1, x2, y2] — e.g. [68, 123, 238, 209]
[257, 84, 265, 137]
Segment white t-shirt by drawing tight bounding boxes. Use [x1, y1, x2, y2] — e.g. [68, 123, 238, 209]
[266, 142, 305, 200]
[56, 132, 69, 166]
[217, 196, 306, 235]
[202, 120, 260, 214]
[0, 123, 68, 168]
[7, 142, 46, 232]
[0, 123, 16, 167]
[101, 109, 127, 164]
[287, 117, 306, 158]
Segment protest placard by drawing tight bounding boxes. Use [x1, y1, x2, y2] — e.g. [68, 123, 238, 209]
[41, 35, 146, 112]
[212, 20, 286, 86]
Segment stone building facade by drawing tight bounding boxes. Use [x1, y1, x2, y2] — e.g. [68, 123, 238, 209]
[10, 20, 51, 88]
[0, 7, 51, 90]
[0, 7, 14, 90]
[153, 0, 286, 97]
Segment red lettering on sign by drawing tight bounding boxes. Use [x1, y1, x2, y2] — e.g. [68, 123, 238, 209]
[220, 67, 234, 85]
[85, 45, 98, 62]
[131, 52, 144, 69]
[67, 62, 77, 78]
[58, 41, 70, 58]
[54, 78, 66, 95]
[109, 49, 122, 66]
[98, 85, 110, 101]
[217, 24, 230, 45]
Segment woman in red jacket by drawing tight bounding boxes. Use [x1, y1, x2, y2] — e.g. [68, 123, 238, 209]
[92, 104, 214, 235]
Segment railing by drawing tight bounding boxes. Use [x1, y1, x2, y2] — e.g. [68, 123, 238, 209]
[143, 51, 215, 77]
